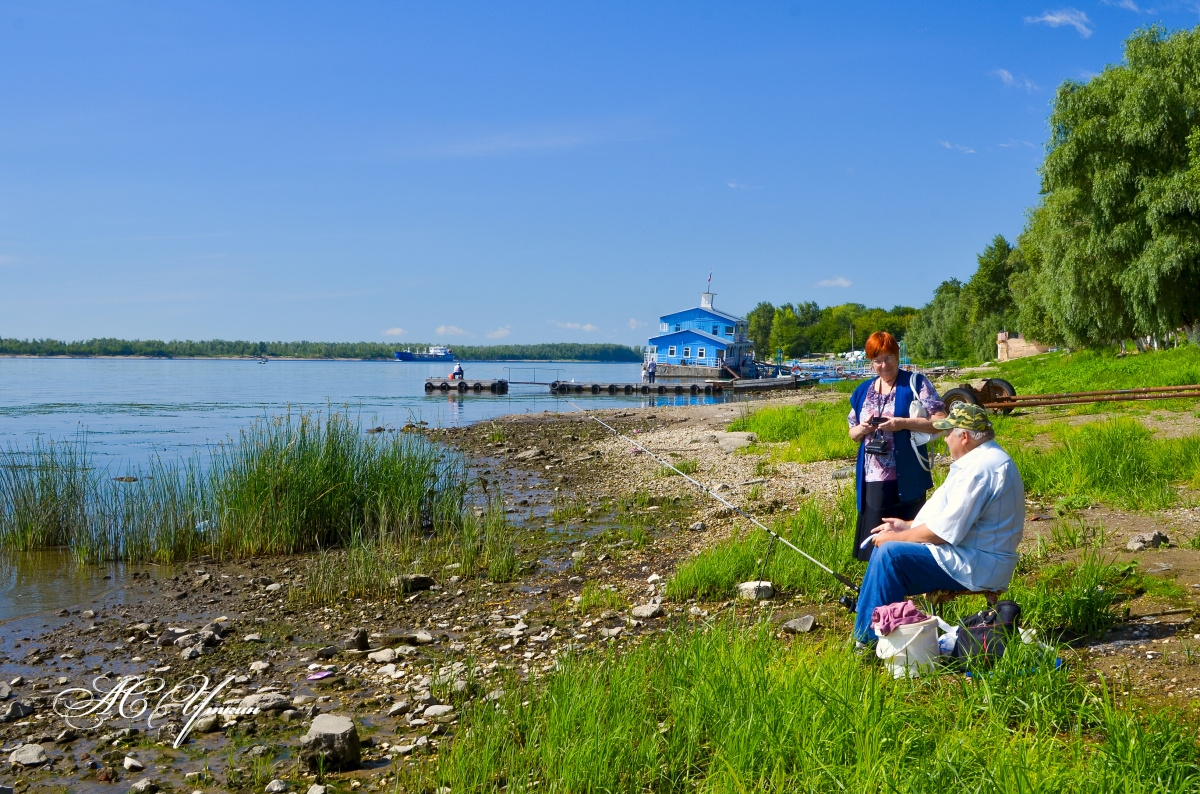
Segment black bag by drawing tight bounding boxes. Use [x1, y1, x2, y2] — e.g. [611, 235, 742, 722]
[951, 600, 1021, 665]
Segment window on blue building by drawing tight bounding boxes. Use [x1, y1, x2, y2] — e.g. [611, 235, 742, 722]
[712, 325, 719, 335]
[682, 346, 691, 357]
[668, 345, 676, 357]
[697, 347, 706, 360]
[674, 324, 681, 332]
[725, 326, 734, 337]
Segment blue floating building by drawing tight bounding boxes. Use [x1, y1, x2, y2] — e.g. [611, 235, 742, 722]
[646, 291, 754, 377]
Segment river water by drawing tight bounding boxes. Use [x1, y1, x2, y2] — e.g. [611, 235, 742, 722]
[0, 357, 724, 467]
[0, 357, 725, 623]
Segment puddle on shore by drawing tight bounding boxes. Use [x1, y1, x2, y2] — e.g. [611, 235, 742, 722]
[0, 551, 159, 626]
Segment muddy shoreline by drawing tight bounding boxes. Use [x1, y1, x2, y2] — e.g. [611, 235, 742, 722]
[3, 392, 1200, 792]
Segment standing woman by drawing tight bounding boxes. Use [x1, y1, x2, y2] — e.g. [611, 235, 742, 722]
[847, 332, 947, 561]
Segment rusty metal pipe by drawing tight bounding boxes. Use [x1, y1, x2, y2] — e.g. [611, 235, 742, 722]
[997, 383, 1200, 402]
[983, 391, 1200, 409]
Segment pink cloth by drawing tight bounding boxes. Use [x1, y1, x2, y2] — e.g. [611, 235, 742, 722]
[871, 600, 929, 635]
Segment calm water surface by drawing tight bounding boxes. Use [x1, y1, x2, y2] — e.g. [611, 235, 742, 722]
[0, 357, 725, 467]
[0, 357, 728, 621]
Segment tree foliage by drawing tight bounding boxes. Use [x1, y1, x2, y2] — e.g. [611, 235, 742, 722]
[1018, 25, 1200, 346]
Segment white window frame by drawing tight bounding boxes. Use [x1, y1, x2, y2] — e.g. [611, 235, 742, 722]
[668, 345, 676, 357]
[697, 347, 706, 360]
[682, 346, 691, 357]
[725, 326, 734, 337]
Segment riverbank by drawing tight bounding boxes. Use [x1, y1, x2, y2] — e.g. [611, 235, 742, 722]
[1, 379, 1199, 791]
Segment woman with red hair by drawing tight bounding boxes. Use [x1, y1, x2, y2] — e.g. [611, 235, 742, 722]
[846, 331, 946, 562]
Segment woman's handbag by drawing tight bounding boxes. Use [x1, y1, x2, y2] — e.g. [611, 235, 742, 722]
[907, 372, 943, 471]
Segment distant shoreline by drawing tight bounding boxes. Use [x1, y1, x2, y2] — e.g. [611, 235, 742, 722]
[0, 339, 644, 363]
[0, 354, 638, 363]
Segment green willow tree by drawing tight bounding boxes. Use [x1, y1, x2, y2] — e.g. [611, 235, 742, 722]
[1019, 25, 1200, 346]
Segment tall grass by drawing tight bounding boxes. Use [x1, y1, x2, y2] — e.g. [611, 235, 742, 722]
[728, 401, 857, 463]
[666, 488, 862, 601]
[427, 620, 1200, 792]
[0, 411, 475, 563]
[1008, 418, 1200, 510]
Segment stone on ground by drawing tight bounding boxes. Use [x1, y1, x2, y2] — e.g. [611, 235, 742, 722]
[265, 780, 289, 793]
[737, 581, 774, 600]
[688, 521, 706, 531]
[299, 714, 361, 770]
[127, 780, 159, 794]
[782, 615, 817, 634]
[367, 648, 396, 664]
[240, 692, 292, 712]
[342, 628, 369, 651]
[631, 603, 663, 619]
[1127, 531, 1169, 551]
[9, 744, 48, 767]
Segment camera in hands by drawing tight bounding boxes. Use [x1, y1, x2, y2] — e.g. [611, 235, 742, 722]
[864, 415, 890, 456]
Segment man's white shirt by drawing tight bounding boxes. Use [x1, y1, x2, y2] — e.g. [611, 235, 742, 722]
[915, 440, 1025, 591]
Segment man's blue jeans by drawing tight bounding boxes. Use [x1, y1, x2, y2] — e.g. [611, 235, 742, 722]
[853, 542, 965, 644]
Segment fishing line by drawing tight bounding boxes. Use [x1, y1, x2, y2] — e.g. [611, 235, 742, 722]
[566, 401, 860, 607]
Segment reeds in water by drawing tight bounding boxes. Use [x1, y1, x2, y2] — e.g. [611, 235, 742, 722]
[0, 411, 476, 564]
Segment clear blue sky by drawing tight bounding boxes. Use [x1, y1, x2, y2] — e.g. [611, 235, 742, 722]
[1, 2, 1195, 346]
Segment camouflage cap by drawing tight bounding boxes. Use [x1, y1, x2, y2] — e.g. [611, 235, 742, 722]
[932, 402, 993, 432]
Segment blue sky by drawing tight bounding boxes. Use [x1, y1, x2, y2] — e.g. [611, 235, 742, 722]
[1, 2, 1196, 346]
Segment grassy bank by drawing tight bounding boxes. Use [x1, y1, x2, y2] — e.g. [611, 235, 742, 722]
[0, 411, 492, 564]
[1006, 418, 1200, 511]
[995, 346, 1200, 394]
[422, 620, 1200, 792]
[727, 401, 857, 463]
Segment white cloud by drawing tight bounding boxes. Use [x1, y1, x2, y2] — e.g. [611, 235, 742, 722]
[726, 180, 760, 190]
[991, 69, 1037, 92]
[628, 318, 645, 330]
[938, 140, 976, 154]
[485, 326, 511, 339]
[1025, 9, 1093, 37]
[382, 327, 406, 337]
[1101, 0, 1139, 11]
[551, 320, 599, 332]
[998, 139, 1037, 149]
[817, 277, 853, 288]
[435, 325, 468, 336]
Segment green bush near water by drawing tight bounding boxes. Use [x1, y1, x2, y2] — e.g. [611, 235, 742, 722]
[0, 411, 486, 564]
[429, 621, 1200, 792]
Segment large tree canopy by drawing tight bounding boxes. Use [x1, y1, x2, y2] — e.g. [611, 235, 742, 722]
[1020, 25, 1200, 345]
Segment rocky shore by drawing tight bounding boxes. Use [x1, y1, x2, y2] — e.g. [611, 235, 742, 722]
[2, 389, 1199, 792]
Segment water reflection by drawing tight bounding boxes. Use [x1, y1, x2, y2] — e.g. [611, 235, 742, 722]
[0, 551, 144, 624]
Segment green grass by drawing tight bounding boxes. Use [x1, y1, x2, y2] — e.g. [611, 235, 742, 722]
[666, 488, 862, 602]
[728, 401, 857, 463]
[577, 581, 628, 613]
[297, 500, 517, 604]
[659, 458, 699, 476]
[0, 410, 474, 563]
[423, 620, 1200, 793]
[995, 346, 1200, 394]
[1006, 418, 1200, 511]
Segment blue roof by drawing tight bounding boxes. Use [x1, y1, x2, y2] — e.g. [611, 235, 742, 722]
[647, 328, 729, 346]
[659, 306, 743, 325]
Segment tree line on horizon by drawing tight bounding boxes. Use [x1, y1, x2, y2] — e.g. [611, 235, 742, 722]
[0, 338, 644, 362]
[756, 25, 1200, 364]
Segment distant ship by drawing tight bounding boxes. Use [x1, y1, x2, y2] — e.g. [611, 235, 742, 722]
[393, 345, 455, 362]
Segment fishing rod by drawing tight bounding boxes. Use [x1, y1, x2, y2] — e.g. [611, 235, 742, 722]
[567, 402, 860, 611]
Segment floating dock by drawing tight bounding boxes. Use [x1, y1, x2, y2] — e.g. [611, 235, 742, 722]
[547, 376, 819, 396]
[425, 378, 510, 394]
[424, 376, 819, 396]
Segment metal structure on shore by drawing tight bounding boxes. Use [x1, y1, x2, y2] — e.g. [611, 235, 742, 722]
[942, 379, 1200, 414]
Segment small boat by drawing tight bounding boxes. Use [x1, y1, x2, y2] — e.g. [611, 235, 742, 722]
[394, 345, 455, 362]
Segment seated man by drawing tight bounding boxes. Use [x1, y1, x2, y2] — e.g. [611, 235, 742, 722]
[853, 403, 1025, 646]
